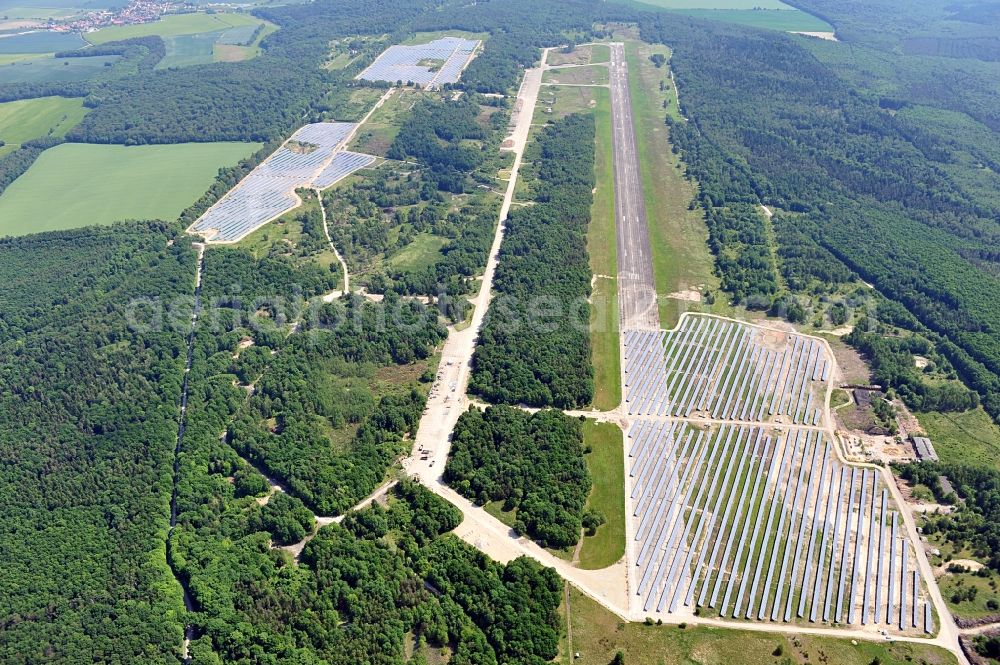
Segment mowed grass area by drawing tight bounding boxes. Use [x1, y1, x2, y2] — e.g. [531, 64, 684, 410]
[623, 40, 725, 326]
[547, 43, 610, 67]
[542, 65, 609, 86]
[578, 420, 625, 569]
[587, 86, 620, 412]
[919, 407, 1000, 472]
[0, 96, 86, 155]
[88, 12, 261, 45]
[560, 587, 958, 665]
[0, 141, 260, 236]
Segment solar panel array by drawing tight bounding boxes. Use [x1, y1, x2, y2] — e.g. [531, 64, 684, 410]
[189, 123, 375, 243]
[358, 37, 480, 88]
[623, 316, 829, 424]
[313, 151, 376, 189]
[626, 423, 933, 633]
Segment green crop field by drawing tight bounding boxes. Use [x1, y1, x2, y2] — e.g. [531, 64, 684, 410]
[674, 8, 832, 31]
[157, 30, 226, 69]
[0, 96, 87, 150]
[0, 141, 260, 237]
[0, 54, 120, 84]
[613, 0, 833, 32]
[87, 12, 260, 45]
[0, 30, 85, 53]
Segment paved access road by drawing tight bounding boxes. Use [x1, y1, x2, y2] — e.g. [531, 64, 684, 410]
[610, 42, 659, 331]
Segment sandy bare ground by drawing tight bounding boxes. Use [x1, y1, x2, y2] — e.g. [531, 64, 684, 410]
[316, 187, 351, 295]
[664, 289, 702, 303]
[792, 31, 839, 41]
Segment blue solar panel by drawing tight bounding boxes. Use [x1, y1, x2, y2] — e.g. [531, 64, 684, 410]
[189, 123, 375, 243]
[359, 37, 480, 88]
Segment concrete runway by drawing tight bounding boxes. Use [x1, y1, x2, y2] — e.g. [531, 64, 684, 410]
[610, 42, 659, 331]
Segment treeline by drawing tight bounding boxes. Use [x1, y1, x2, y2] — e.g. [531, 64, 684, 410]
[175, 423, 563, 665]
[68, 59, 326, 144]
[471, 113, 595, 408]
[387, 96, 492, 192]
[846, 327, 980, 413]
[410, 0, 632, 93]
[899, 462, 1000, 570]
[0, 137, 60, 198]
[0, 224, 193, 662]
[665, 118, 778, 305]
[445, 406, 592, 548]
[200, 268, 445, 514]
[56, 36, 166, 72]
[644, 15, 1000, 422]
[772, 212, 856, 293]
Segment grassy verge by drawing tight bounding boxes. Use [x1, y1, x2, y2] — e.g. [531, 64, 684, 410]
[542, 65, 610, 86]
[622, 40, 726, 327]
[578, 420, 626, 569]
[588, 85, 621, 411]
[483, 500, 516, 527]
[563, 586, 957, 665]
[89, 12, 261, 45]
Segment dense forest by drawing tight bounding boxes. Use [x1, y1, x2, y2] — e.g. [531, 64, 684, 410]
[194, 244, 447, 516]
[174, 464, 563, 664]
[446, 406, 593, 548]
[0, 1, 636, 659]
[899, 462, 1000, 571]
[0, 225, 192, 662]
[470, 113, 596, 408]
[645, 14, 1000, 422]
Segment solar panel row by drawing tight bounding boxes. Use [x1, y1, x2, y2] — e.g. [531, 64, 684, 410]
[358, 37, 480, 88]
[622, 316, 829, 425]
[189, 123, 375, 243]
[626, 423, 934, 633]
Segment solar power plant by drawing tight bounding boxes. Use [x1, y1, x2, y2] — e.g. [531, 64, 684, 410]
[358, 37, 480, 88]
[313, 152, 376, 189]
[623, 316, 831, 424]
[625, 423, 934, 633]
[189, 123, 375, 243]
